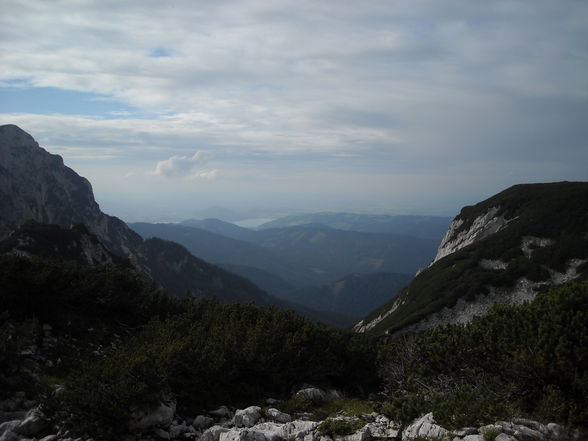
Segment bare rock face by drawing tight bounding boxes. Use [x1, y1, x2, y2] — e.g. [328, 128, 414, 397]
[432, 206, 509, 264]
[0, 124, 282, 305]
[0, 124, 142, 256]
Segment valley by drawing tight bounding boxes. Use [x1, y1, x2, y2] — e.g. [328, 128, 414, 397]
[1, 125, 587, 441]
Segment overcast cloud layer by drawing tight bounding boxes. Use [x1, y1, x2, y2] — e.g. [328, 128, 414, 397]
[1, 0, 587, 220]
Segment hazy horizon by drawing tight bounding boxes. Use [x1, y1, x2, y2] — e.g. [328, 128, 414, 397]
[1, 1, 587, 221]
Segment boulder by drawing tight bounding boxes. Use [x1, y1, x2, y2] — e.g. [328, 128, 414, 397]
[220, 429, 267, 441]
[194, 415, 216, 430]
[234, 406, 262, 428]
[210, 406, 233, 420]
[0, 430, 18, 441]
[402, 413, 449, 440]
[462, 435, 484, 441]
[265, 408, 292, 424]
[39, 436, 59, 441]
[0, 421, 20, 436]
[15, 408, 47, 436]
[495, 434, 517, 441]
[364, 415, 400, 439]
[128, 400, 176, 431]
[281, 420, 320, 440]
[452, 427, 478, 437]
[201, 425, 231, 441]
[547, 423, 568, 441]
[295, 388, 326, 403]
[250, 422, 286, 441]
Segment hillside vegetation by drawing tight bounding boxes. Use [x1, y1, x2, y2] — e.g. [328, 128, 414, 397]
[2, 254, 586, 439]
[361, 182, 588, 334]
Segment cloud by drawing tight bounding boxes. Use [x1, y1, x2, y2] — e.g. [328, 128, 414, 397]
[188, 169, 218, 180]
[1, 0, 587, 215]
[151, 151, 211, 178]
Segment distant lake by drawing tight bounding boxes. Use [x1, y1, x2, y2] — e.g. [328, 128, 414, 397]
[234, 218, 275, 228]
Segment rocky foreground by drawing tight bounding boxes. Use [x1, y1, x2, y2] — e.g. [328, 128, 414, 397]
[0, 387, 580, 441]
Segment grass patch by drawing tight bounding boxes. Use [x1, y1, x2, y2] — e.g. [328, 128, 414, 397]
[317, 418, 366, 437]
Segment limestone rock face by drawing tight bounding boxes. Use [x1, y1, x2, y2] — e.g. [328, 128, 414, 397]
[234, 406, 262, 428]
[0, 124, 143, 257]
[432, 206, 509, 264]
[0, 124, 285, 306]
[402, 413, 449, 440]
[265, 408, 292, 424]
[14, 408, 47, 436]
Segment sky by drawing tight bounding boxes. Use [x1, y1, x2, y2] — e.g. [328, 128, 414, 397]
[1, 0, 587, 222]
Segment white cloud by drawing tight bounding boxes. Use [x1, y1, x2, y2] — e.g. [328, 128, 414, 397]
[188, 169, 218, 180]
[1, 0, 587, 215]
[151, 151, 211, 178]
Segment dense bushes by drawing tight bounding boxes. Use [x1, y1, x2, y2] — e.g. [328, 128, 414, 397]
[378, 282, 588, 428]
[51, 300, 378, 438]
[0, 255, 185, 332]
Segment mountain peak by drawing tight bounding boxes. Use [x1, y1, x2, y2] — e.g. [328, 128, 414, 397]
[0, 124, 37, 145]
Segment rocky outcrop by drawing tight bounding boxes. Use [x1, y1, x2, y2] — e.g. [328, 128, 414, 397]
[402, 413, 448, 440]
[0, 124, 294, 307]
[432, 206, 510, 265]
[355, 182, 588, 335]
[0, 124, 143, 257]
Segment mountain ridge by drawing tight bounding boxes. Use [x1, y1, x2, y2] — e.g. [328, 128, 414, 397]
[0, 124, 349, 325]
[355, 182, 588, 335]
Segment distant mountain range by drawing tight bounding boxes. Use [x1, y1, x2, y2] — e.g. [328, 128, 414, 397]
[130, 222, 434, 287]
[356, 181, 588, 335]
[257, 212, 452, 240]
[0, 124, 351, 327]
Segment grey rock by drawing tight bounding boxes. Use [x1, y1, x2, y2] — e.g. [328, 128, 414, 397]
[39, 436, 59, 441]
[0, 430, 18, 441]
[16, 408, 47, 436]
[512, 418, 547, 435]
[281, 420, 320, 440]
[128, 400, 176, 431]
[249, 423, 286, 441]
[220, 429, 267, 441]
[194, 415, 215, 430]
[463, 436, 484, 441]
[402, 413, 449, 440]
[453, 427, 478, 437]
[512, 425, 543, 439]
[234, 407, 262, 428]
[295, 388, 326, 403]
[496, 434, 517, 441]
[201, 425, 231, 441]
[265, 409, 291, 424]
[364, 415, 399, 439]
[0, 421, 20, 436]
[547, 423, 568, 441]
[210, 406, 233, 419]
[326, 390, 343, 400]
[169, 422, 190, 439]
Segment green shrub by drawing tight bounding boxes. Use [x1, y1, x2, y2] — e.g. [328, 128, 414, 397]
[377, 282, 588, 428]
[317, 418, 365, 437]
[52, 300, 378, 438]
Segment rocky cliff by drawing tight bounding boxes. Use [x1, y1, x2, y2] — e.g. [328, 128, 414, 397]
[0, 124, 142, 257]
[0, 124, 300, 307]
[355, 182, 588, 335]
